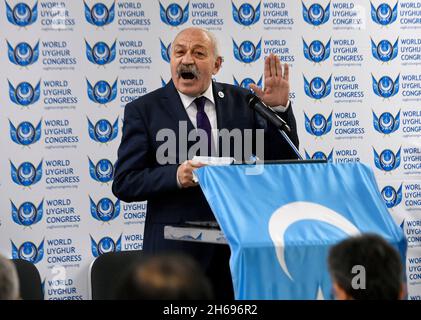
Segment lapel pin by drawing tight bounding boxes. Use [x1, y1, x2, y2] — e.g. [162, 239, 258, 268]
[218, 91, 224, 98]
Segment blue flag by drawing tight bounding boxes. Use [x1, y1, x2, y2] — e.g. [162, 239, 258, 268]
[195, 163, 406, 299]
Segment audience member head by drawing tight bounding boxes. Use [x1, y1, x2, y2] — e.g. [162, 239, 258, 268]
[115, 252, 213, 300]
[328, 233, 405, 300]
[0, 255, 20, 300]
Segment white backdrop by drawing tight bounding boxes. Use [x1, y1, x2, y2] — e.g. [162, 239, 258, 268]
[0, 0, 420, 300]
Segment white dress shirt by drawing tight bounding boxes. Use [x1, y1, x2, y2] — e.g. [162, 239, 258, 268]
[177, 84, 219, 150]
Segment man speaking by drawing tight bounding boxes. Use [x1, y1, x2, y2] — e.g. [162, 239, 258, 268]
[112, 27, 299, 299]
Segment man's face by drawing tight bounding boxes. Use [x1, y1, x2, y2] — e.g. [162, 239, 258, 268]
[170, 28, 221, 96]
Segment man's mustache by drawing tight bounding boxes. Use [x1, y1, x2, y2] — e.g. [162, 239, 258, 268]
[177, 64, 200, 78]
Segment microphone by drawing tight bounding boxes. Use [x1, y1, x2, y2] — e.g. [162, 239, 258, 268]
[247, 94, 291, 133]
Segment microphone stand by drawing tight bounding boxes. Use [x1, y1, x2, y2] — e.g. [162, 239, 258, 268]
[277, 128, 303, 160]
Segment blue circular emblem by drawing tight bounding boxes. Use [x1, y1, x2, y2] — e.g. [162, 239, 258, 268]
[91, 3, 109, 26]
[308, 4, 325, 26]
[239, 41, 256, 63]
[379, 149, 396, 171]
[376, 3, 392, 25]
[97, 198, 115, 222]
[95, 159, 114, 182]
[238, 3, 255, 26]
[14, 42, 33, 66]
[95, 119, 113, 143]
[19, 242, 37, 262]
[378, 76, 394, 98]
[311, 151, 327, 160]
[18, 162, 36, 186]
[377, 40, 393, 61]
[18, 202, 37, 226]
[15, 82, 35, 106]
[17, 121, 36, 145]
[309, 77, 327, 99]
[310, 114, 327, 136]
[239, 78, 256, 90]
[309, 40, 325, 63]
[166, 3, 183, 26]
[92, 42, 111, 65]
[98, 237, 116, 254]
[93, 81, 112, 103]
[378, 112, 395, 134]
[381, 186, 397, 208]
[13, 3, 32, 26]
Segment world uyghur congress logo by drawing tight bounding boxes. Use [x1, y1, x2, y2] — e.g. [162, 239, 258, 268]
[7, 40, 39, 67]
[233, 39, 261, 64]
[160, 39, 172, 63]
[10, 160, 43, 187]
[85, 40, 116, 65]
[305, 149, 333, 162]
[372, 74, 400, 98]
[233, 76, 262, 90]
[269, 202, 360, 299]
[304, 75, 332, 100]
[9, 119, 42, 146]
[372, 110, 400, 135]
[232, 1, 261, 26]
[371, 38, 398, 63]
[87, 117, 119, 144]
[381, 185, 402, 208]
[303, 38, 331, 63]
[11, 200, 43, 227]
[86, 79, 117, 105]
[304, 112, 333, 137]
[90, 197, 120, 222]
[159, 1, 189, 26]
[89, 158, 114, 183]
[370, 1, 398, 26]
[6, 1, 38, 27]
[8, 80, 40, 107]
[302, 1, 330, 26]
[373, 147, 401, 172]
[11, 239, 44, 264]
[84, 1, 115, 27]
[90, 235, 122, 257]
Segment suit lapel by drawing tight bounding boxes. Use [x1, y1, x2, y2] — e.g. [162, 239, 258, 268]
[161, 80, 195, 133]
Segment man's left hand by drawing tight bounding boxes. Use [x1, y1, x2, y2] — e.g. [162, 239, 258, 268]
[249, 53, 290, 108]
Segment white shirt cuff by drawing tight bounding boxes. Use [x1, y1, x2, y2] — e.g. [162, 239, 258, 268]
[272, 100, 291, 113]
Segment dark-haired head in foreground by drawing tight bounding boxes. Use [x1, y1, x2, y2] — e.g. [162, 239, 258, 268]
[328, 233, 405, 300]
[114, 252, 213, 300]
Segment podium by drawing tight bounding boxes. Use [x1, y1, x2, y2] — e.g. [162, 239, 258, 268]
[165, 162, 406, 300]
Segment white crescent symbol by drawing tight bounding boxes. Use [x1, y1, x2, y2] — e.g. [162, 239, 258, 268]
[310, 44, 323, 58]
[17, 86, 33, 100]
[98, 163, 112, 176]
[94, 45, 109, 60]
[381, 152, 394, 166]
[18, 125, 34, 140]
[240, 7, 253, 20]
[240, 44, 254, 57]
[268, 202, 360, 280]
[380, 115, 393, 128]
[17, 45, 32, 60]
[311, 117, 326, 131]
[15, 7, 30, 21]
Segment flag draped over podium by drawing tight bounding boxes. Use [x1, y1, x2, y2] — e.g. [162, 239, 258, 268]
[194, 163, 406, 300]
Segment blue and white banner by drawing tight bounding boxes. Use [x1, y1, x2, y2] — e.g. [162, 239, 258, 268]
[195, 163, 406, 299]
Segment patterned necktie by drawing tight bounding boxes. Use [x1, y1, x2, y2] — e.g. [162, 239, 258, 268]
[194, 96, 213, 156]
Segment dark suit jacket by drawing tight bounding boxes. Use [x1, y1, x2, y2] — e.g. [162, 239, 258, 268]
[112, 80, 299, 256]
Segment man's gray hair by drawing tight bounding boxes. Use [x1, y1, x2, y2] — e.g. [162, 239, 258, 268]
[0, 254, 20, 300]
[172, 27, 221, 60]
